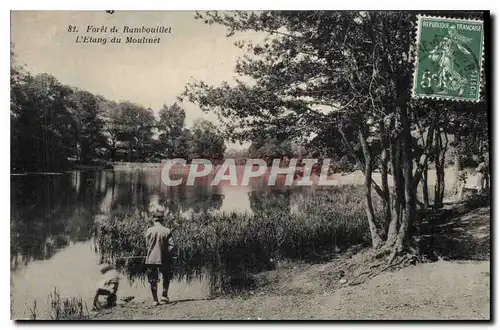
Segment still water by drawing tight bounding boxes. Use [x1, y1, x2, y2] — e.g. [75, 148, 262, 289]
[10, 169, 314, 319]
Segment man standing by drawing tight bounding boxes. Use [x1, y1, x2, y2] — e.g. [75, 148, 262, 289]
[145, 210, 175, 306]
[476, 156, 489, 193]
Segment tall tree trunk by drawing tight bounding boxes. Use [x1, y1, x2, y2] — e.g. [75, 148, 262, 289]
[412, 120, 435, 193]
[422, 158, 429, 207]
[434, 130, 448, 207]
[338, 125, 384, 199]
[357, 127, 382, 248]
[75, 142, 80, 163]
[380, 124, 392, 235]
[385, 136, 401, 248]
[420, 121, 436, 208]
[393, 105, 415, 254]
[109, 144, 116, 161]
[80, 139, 91, 164]
[128, 141, 133, 162]
[434, 130, 443, 207]
[441, 133, 449, 197]
[452, 133, 462, 195]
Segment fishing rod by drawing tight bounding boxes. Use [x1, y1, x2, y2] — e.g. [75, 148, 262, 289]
[114, 255, 186, 261]
[111, 255, 189, 267]
[110, 256, 189, 268]
[114, 256, 147, 259]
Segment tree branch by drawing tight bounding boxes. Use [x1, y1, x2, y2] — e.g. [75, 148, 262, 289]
[338, 124, 384, 197]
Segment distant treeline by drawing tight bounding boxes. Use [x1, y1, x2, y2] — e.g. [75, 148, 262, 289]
[10, 50, 226, 172]
[10, 51, 359, 173]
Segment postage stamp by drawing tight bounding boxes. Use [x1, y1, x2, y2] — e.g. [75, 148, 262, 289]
[412, 15, 484, 102]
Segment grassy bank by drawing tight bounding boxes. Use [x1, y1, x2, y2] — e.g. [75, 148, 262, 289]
[28, 197, 490, 320]
[92, 186, 382, 295]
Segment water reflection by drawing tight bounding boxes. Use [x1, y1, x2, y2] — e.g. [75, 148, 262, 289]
[12, 171, 227, 269]
[11, 169, 310, 318]
[11, 172, 106, 270]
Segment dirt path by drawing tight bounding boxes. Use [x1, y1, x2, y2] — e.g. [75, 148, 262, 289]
[93, 260, 489, 320]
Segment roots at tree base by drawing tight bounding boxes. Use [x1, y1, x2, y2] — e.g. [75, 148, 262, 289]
[343, 243, 422, 287]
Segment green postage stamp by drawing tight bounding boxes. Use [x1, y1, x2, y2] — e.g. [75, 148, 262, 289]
[413, 16, 484, 102]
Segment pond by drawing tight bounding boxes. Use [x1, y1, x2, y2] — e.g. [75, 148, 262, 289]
[10, 169, 324, 319]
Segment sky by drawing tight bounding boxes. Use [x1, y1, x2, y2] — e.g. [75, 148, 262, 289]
[10, 11, 264, 148]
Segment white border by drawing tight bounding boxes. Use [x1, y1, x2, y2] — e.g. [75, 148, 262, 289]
[411, 15, 485, 102]
[3, 3, 495, 330]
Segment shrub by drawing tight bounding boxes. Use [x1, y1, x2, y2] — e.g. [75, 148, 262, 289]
[92, 186, 381, 295]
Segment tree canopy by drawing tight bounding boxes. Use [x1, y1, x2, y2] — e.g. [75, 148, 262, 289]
[182, 11, 488, 256]
[10, 50, 227, 171]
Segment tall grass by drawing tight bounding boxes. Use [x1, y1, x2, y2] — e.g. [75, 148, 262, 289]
[93, 186, 382, 295]
[48, 289, 89, 320]
[28, 289, 89, 320]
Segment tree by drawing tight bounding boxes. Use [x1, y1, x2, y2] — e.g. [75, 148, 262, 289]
[182, 11, 485, 258]
[11, 46, 29, 171]
[248, 137, 292, 164]
[104, 101, 156, 162]
[100, 99, 121, 160]
[444, 102, 489, 196]
[11, 71, 76, 172]
[69, 90, 106, 163]
[158, 103, 188, 159]
[189, 119, 226, 160]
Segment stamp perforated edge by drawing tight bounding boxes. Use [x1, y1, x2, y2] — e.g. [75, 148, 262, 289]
[411, 14, 485, 103]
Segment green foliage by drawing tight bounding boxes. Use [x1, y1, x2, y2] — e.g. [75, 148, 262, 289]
[248, 137, 292, 164]
[158, 103, 189, 159]
[104, 101, 157, 162]
[11, 72, 76, 172]
[182, 11, 489, 250]
[93, 186, 381, 295]
[11, 46, 229, 170]
[183, 11, 413, 142]
[69, 90, 107, 163]
[188, 119, 226, 160]
[159, 103, 186, 138]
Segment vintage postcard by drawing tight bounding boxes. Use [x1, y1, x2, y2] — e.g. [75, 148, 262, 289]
[10, 10, 490, 321]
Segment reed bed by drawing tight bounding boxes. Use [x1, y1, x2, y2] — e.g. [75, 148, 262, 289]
[92, 186, 382, 295]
